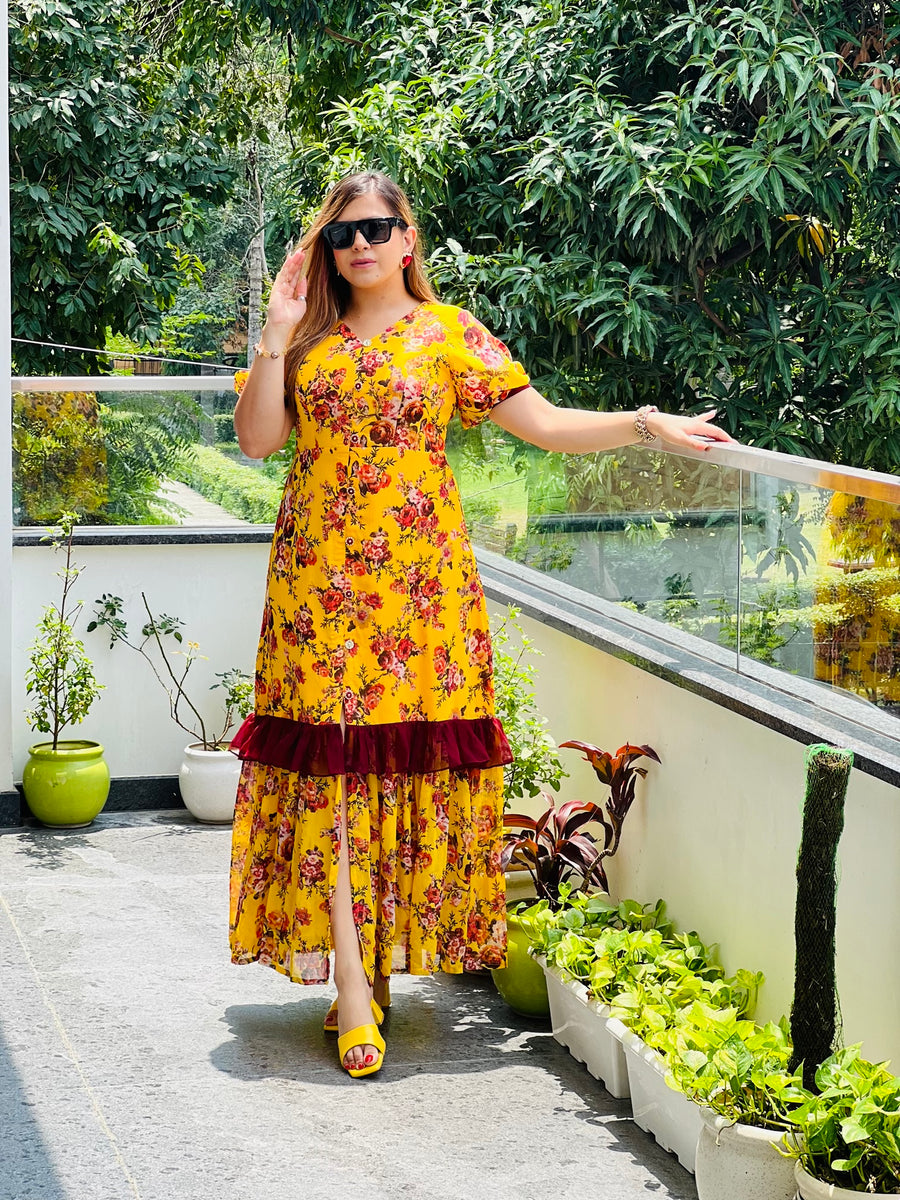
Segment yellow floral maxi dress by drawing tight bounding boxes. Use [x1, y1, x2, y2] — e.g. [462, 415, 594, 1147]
[229, 303, 530, 986]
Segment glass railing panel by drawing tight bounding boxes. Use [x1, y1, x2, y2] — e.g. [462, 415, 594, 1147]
[10, 376, 278, 527]
[739, 474, 900, 723]
[12, 374, 900, 739]
[453, 429, 743, 666]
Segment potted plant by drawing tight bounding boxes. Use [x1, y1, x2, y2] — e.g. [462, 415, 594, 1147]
[784, 1046, 900, 1197]
[493, 794, 619, 1017]
[585, 922, 761, 1172]
[490, 606, 568, 806]
[491, 606, 570, 908]
[662, 1005, 806, 1200]
[530, 888, 768, 1172]
[89, 593, 253, 822]
[492, 740, 659, 1018]
[22, 514, 109, 827]
[530, 892, 671, 1099]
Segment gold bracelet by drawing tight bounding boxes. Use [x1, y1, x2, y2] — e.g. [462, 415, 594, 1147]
[634, 405, 659, 443]
[254, 342, 285, 360]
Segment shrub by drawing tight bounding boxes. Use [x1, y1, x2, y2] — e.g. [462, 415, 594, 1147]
[169, 445, 282, 522]
[213, 413, 236, 443]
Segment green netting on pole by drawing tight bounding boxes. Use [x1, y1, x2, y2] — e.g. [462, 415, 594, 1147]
[789, 743, 853, 1090]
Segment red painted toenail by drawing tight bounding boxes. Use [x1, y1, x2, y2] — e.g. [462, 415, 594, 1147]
[365, 1054, 374, 1064]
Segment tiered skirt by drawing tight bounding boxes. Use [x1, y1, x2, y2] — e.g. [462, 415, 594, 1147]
[228, 715, 510, 985]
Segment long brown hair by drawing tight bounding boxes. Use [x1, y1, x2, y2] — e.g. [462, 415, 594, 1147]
[283, 172, 438, 399]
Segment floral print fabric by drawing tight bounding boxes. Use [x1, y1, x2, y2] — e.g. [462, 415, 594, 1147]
[229, 302, 529, 983]
[230, 762, 507, 984]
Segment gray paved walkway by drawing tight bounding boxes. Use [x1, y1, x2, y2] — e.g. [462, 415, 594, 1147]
[159, 479, 248, 526]
[0, 812, 697, 1200]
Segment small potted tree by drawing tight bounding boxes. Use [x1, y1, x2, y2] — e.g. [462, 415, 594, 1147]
[23, 514, 109, 827]
[89, 593, 252, 822]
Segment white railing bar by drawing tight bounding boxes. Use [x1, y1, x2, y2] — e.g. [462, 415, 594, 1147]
[655, 440, 900, 505]
[11, 374, 234, 393]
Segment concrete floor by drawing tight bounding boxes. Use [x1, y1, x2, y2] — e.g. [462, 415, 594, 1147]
[0, 811, 698, 1200]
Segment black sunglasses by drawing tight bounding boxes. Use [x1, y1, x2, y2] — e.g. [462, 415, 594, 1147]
[322, 216, 408, 250]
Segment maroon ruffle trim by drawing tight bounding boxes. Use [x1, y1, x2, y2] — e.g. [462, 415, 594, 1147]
[231, 713, 513, 777]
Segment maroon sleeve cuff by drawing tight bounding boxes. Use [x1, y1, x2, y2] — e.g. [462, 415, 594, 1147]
[498, 384, 529, 403]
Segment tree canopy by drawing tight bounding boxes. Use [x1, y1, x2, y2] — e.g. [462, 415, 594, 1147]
[15, 0, 900, 472]
[9, 0, 238, 372]
[250, 0, 900, 470]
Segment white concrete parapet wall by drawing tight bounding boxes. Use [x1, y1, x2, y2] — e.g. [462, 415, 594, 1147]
[491, 604, 900, 1070]
[12, 540, 271, 778]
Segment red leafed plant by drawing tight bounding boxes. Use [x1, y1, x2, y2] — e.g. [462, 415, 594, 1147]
[501, 741, 660, 909]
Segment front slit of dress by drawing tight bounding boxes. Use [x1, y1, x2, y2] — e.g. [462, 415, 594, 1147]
[229, 754, 508, 985]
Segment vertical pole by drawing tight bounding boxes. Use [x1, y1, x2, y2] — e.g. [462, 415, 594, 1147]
[246, 141, 266, 368]
[0, 0, 15, 797]
[789, 743, 852, 1089]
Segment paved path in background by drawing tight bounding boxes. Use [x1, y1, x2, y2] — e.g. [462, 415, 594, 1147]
[0, 812, 697, 1200]
[159, 478, 248, 526]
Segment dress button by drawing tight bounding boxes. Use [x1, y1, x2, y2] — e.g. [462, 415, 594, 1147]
[345, 537, 354, 546]
[344, 639, 354, 650]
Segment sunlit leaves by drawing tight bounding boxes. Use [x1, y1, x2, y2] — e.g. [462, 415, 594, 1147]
[161, 0, 900, 470]
[10, 0, 236, 371]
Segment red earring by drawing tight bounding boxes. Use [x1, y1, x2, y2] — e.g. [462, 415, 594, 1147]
[401, 254, 412, 269]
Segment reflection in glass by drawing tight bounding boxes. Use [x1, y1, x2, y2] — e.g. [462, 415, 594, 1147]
[454, 430, 743, 662]
[736, 478, 900, 718]
[11, 384, 267, 527]
[813, 493, 900, 711]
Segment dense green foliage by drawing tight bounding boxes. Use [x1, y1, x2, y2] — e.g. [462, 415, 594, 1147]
[224, 0, 900, 471]
[13, 388, 201, 525]
[490, 607, 567, 801]
[9, 0, 237, 372]
[17, 0, 900, 468]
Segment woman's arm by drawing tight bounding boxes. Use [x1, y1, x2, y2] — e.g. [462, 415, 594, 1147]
[489, 387, 734, 453]
[234, 248, 307, 459]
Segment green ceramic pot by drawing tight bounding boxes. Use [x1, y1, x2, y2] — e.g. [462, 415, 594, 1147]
[22, 741, 110, 828]
[490, 906, 550, 1017]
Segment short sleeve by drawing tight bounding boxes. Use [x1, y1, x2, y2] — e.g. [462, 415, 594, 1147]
[446, 309, 530, 428]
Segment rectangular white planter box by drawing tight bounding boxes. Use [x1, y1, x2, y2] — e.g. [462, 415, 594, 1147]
[537, 957, 630, 1100]
[620, 1029, 703, 1174]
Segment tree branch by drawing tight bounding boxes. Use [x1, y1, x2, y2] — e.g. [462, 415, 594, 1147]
[323, 25, 363, 46]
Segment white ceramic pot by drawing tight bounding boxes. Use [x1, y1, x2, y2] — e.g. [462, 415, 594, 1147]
[794, 1162, 894, 1198]
[620, 1029, 705, 1173]
[538, 958, 630, 1099]
[178, 743, 241, 823]
[694, 1110, 795, 1200]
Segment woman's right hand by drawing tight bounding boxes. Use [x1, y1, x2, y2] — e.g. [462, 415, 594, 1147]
[265, 247, 308, 331]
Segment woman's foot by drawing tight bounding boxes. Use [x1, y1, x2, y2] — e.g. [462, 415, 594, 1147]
[335, 975, 380, 1071]
[337, 1021, 385, 1079]
[323, 996, 383, 1033]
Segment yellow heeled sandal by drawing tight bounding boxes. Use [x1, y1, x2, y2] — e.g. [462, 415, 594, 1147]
[337, 1023, 386, 1078]
[324, 997, 384, 1034]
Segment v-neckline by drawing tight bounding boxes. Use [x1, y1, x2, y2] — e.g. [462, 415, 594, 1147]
[337, 303, 426, 348]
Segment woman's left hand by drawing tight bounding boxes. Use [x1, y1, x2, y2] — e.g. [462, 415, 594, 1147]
[648, 410, 736, 451]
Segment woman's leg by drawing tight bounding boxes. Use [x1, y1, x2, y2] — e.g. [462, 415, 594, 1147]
[331, 774, 378, 1070]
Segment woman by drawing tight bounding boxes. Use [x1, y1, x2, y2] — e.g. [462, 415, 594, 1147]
[229, 171, 733, 1078]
